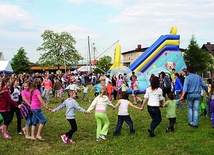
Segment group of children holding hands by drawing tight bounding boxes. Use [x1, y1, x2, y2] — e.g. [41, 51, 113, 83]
[51, 76, 180, 143]
[0, 75, 214, 144]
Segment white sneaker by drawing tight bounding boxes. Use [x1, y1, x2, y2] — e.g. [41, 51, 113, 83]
[99, 134, 106, 140]
[96, 138, 100, 142]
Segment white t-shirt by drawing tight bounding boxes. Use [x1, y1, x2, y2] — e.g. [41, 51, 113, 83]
[144, 87, 164, 107]
[65, 84, 80, 91]
[117, 99, 132, 115]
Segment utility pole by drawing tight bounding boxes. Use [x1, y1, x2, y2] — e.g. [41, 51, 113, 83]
[93, 43, 96, 61]
[88, 36, 92, 73]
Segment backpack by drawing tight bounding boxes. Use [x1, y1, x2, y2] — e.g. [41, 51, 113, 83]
[9, 86, 22, 103]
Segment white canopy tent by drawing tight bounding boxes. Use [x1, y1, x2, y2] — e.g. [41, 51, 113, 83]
[0, 61, 13, 73]
[77, 65, 96, 72]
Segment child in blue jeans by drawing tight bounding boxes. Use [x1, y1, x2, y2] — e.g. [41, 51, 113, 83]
[113, 92, 142, 135]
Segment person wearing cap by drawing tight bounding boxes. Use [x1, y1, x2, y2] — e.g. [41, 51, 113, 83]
[180, 66, 208, 128]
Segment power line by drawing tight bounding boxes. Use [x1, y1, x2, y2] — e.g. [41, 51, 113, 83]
[95, 40, 119, 60]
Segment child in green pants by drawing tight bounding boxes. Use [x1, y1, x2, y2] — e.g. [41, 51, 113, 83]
[87, 88, 114, 141]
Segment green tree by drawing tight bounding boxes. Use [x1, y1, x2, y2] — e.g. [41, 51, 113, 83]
[94, 55, 112, 74]
[11, 47, 31, 74]
[37, 30, 83, 70]
[183, 35, 213, 73]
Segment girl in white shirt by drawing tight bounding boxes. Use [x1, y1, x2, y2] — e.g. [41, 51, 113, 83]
[113, 92, 142, 136]
[141, 76, 165, 137]
[87, 88, 114, 141]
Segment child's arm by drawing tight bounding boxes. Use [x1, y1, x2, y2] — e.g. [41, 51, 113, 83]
[22, 95, 31, 106]
[161, 97, 166, 107]
[163, 101, 167, 107]
[51, 102, 66, 113]
[113, 100, 121, 109]
[106, 97, 114, 109]
[141, 98, 148, 110]
[74, 101, 90, 114]
[87, 97, 97, 112]
[129, 102, 142, 110]
[65, 85, 70, 90]
[116, 86, 122, 91]
[37, 94, 50, 111]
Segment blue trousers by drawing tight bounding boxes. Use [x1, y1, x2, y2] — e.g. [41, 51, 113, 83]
[147, 106, 162, 132]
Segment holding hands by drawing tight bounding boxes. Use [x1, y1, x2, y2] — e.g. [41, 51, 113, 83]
[85, 111, 90, 115]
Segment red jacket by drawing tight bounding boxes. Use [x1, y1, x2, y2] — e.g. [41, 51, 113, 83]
[104, 85, 117, 94]
[0, 87, 19, 112]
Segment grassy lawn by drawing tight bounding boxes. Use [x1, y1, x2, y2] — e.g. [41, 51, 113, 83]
[0, 89, 213, 155]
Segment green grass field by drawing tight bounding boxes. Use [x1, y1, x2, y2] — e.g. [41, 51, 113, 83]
[0, 89, 213, 155]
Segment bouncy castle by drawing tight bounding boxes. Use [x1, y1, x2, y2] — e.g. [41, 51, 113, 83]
[109, 27, 187, 92]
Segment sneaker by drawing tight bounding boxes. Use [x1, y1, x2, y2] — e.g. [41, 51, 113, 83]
[96, 138, 100, 142]
[67, 138, 75, 144]
[61, 135, 68, 143]
[99, 134, 106, 140]
[18, 132, 23, 135]
[165, 128, 170, 132]
[3, 133, 11, 139]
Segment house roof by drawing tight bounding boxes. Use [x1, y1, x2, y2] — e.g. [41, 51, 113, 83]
[201, 42, 214, 56]
[122, 47, 185, 55]
[122, 47, 148, 55]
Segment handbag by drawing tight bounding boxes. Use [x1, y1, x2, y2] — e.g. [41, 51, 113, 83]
[20, 102, 31, 119]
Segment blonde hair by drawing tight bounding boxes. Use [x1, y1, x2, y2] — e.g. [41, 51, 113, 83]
[99, 87, 107, 97]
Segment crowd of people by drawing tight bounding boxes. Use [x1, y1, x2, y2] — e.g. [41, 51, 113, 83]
[0, 66, 213, 143]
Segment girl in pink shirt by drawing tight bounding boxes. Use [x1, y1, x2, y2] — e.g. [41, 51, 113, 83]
[41, 75, 52, 105]
[30, 78, 50, 141]
[21, 81, 32, 139]
[116, 74, 123, 99]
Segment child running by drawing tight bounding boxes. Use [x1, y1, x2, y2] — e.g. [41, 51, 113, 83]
[91, 82, 101, 97]
[113, 92, 142, 136]
[87, 88, 114, 141]
[82, 83, 90, 102]
[104, 81, 117, 101]
[51, 90, 90, 144]
[163, 93, 178, 132]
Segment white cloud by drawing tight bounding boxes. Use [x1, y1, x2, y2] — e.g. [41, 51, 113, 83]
[105, 0, 214, 49]
[39, 24, 98, 40]
[0, 3, 32, 25]
[1, 0, 214, 63]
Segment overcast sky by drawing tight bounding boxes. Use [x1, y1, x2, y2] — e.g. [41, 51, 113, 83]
[0, 0, 214, 63]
